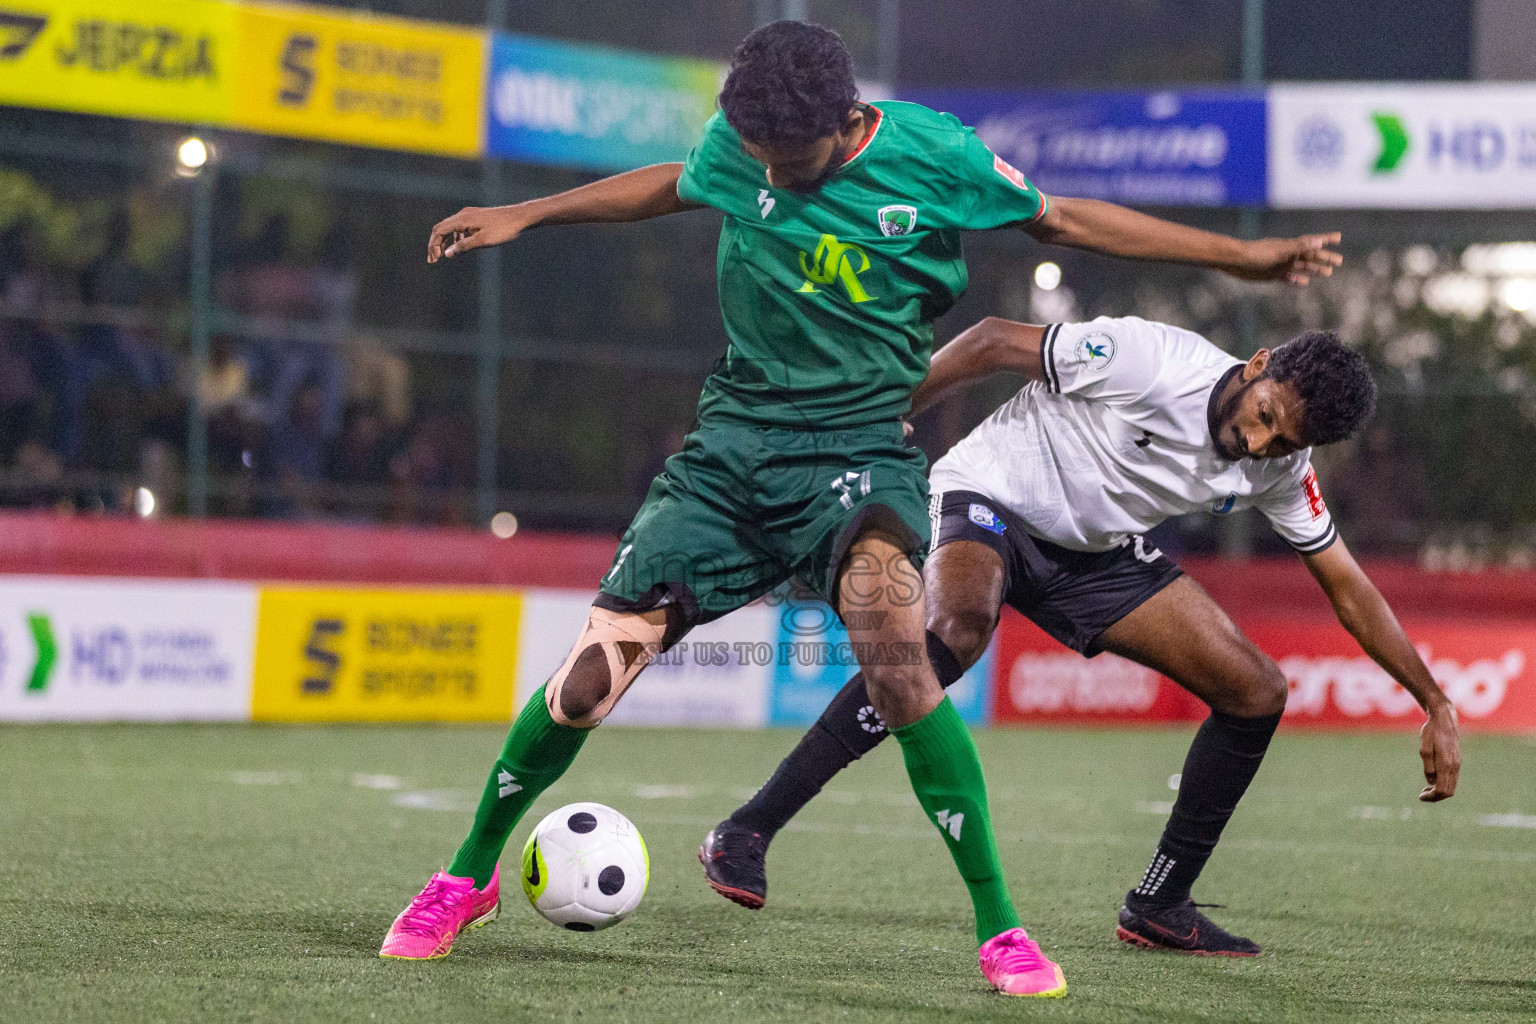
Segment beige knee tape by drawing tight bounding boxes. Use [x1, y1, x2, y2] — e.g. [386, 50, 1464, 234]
[545, 607, 668, 727]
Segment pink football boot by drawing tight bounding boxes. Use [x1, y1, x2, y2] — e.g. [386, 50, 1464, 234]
[978, 927, 1068, 997]
[379, 867, 500, 960]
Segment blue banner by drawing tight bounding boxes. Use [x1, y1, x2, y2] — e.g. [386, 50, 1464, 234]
[900, 88, 1267, 208]
[485, 32, 722, 173]
[768, 602, 994, 727]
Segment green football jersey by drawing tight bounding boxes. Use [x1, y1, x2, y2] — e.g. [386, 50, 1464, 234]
[676, 99, 1048, 429]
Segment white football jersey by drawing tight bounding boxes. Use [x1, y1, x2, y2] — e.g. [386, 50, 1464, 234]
[929, 316, 1336, 555]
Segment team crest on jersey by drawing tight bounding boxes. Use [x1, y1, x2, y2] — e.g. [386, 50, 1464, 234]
[877, 204, 918, 236]
[1074, 331, 1117, 372]
[968, 503, 1006, 534]
[1212, 492, 1237, 515]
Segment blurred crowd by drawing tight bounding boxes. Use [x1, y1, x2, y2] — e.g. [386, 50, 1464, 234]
[0, 212, 477, 526]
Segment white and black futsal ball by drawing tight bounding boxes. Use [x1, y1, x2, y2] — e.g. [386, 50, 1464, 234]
[520, 802, 648, 931]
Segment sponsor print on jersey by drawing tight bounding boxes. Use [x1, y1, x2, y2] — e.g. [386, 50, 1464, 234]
[991, 151, 1031, 191]
[968, 502, 1006, 535]
[1302, 466, 1326, 518]
[1073, 331, 1117, 372]
[876, 204, 917, 236]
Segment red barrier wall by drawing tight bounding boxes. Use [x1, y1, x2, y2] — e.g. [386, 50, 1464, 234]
[0, 511, 614, 588]
[0, 511, 1529, 617]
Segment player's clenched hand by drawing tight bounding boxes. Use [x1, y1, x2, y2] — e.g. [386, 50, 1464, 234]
[427, 206, 528, 263]
[1228, 232, 1344, 286]
[1418, 702, 1461, 802]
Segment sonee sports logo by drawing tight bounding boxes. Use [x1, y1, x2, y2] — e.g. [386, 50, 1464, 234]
[856, 704, 886, 734]
[935, 808, 964, 841]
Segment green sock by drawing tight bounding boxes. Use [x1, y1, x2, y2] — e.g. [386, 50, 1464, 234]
[448, 686, 589, 887]
[892, 696, 1022, 946]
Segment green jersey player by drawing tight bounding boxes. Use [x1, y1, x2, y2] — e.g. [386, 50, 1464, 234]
[384, 21, 1343, 997]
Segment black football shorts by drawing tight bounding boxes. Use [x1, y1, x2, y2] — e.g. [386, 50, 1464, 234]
[929, 489, 1183, 656]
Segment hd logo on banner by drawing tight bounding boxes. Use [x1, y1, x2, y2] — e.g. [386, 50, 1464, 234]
[234, 2, 483, 158]
[1269, 84, 1536, 209]
[0, 576, 257, 721]
[252, 586, 519, 722]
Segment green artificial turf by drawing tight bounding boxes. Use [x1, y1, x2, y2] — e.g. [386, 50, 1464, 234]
[1, 724, 1532, 1023]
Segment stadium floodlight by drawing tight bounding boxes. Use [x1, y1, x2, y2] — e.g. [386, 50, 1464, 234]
[1500, 278, 1536, 313]
[134, 487, 156, 518]
[1034, 261, 1062, 291]
[177, 136, 209, 171]
[490, 511, 519, 539]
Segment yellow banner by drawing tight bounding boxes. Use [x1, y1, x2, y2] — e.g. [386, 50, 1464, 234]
[0, 0, 237, 124]
[252, 586, 519, 722]
[234, 1, 483, 157]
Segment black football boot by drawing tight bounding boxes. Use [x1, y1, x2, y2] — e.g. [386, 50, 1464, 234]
[1116, 893, 1261, 956]
[698, 819, 769, 909]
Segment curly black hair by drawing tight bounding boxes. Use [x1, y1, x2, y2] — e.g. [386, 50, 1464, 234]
[1264, 330, 1378, 446]
[718, 21, 857, 147]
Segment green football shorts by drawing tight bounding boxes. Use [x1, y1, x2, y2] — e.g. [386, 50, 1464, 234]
[595, 421, 931, 633]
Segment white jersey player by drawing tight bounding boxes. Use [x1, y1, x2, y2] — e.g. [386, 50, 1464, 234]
[717, 313, 1462, 959]
[933, 315, 1337, 559]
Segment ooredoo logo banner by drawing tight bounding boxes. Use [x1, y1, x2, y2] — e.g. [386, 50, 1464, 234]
[993, 610, 1536, 732]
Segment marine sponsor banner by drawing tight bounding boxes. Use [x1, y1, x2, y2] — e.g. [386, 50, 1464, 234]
[1269, 84, 1536, 209]
[901, 87, 1266, 207]
[486, 31, 720, 172]
[234, 1, 483, 157]
[251, 585, 518, 722]
[0, 576, 256, 721]
[513, 589, 773, 728]
[770, 600, 994, 727]
[0, 0, 237, 125]
[992, 608, 1536, 731]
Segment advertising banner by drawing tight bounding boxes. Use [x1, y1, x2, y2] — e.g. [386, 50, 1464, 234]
[0, 0, 238, 125]
[234, 1, 483, 157]
[0, 576, 256, 721]
[485, 31, 720, 172]
[769, 600, 994, 727]
[1269, 84, 1536, 209]
[514, 589, 773, 728]
[251, 585, 519, 722]
[992, 609, 1536, 731]
[901, 87, 1267, 207]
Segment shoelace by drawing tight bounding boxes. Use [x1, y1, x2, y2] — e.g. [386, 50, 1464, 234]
[398, 876, 468, 936]
[988, 931, 1052, 974]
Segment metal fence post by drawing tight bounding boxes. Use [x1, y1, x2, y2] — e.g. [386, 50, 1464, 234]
[186, 163, 214, 518]
[476, 0, 508, 527]
[1221, 0, 1267, 559]
[476, 158, 503, 526]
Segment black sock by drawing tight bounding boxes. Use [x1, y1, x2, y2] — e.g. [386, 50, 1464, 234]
[1129, 708, 1282, 908]
[731, 631, 965, 837]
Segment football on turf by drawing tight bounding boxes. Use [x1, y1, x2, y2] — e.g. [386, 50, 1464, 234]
[521, 802, 649, 931]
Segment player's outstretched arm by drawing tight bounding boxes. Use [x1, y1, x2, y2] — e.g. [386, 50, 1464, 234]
[1024, 195, 1343, 286]
[909, 318, 1045, 417]
[427, 163, 697, 262]
[1302, 537, 1461, 801]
